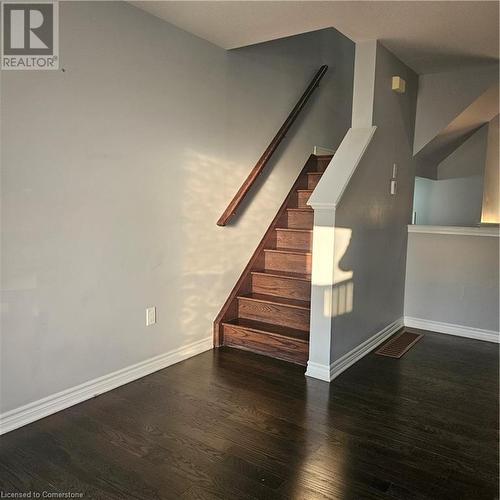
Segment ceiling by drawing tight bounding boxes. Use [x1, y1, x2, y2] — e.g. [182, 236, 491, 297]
[131, 1, 499, 74]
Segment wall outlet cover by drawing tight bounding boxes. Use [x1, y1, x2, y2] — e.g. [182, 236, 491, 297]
[146, 307, 156, 326]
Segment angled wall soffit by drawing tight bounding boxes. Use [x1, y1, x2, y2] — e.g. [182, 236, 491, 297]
[415, 84, 499, 177]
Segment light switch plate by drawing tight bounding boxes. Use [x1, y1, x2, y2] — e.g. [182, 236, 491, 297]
[146, 307, 156, 326]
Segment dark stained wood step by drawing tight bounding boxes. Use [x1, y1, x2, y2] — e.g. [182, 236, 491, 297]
[251, 269, 311, 300]
[314, 154, 333, 160]
[263, 247, 312, 274]
[296, 189, 313, 208]
[251, 269, 311, 281]
[215, 154, 323, 360]
[306, 172, 322, 190]
[275, 227, 312, 251]
[265, 247, 311, 254]
[287, 207, 313, 212]
[237, 293, 310, 331]
[313, 155, 333, 173]
[238, 293, 310, 310]
[222, 318, 309, 342]
[222, 319, 309, 365]
[285, 208, 314, 229]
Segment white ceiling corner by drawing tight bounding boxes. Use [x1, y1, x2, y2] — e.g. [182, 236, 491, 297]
[130, 1, 499, 74]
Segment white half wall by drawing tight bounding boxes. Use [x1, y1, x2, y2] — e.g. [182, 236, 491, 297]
[306, 40, 418, 380]
[306, 127, 376, 380]
[404, 227, 499, 339]
[329, 43, 418, 363]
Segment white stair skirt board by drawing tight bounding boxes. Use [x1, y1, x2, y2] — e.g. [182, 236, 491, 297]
[0, 337, 213, 435]
[404, 317, 499, 343]
[306, 318, 404, 382]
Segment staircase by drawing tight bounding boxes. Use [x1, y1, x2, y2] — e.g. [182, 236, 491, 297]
[214, 154, 332, 365]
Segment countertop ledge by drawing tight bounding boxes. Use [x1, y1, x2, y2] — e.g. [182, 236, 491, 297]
[408, 225, 499, 237]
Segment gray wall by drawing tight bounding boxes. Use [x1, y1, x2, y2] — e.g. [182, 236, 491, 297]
[0, 1, 355, 413]
[437, 124, 488, 179]
[412, 176, 484, 226]
[331, 43, 418, 360]
[405, 233, 499, 332]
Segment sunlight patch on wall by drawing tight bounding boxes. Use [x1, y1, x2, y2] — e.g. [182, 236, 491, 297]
[179, 149, 287, 340]
[179, 149, 247, 341]
[312, 224, 354, 318]
[311, 225, 336, 287]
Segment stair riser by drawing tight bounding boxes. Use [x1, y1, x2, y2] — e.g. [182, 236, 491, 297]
[222, 324, 308, 365]
[297, 192, 312, 208]
[314, 158, 331, 173]
[251, 274, 311, 301]
[238, 298, 310, 331]
[307, 174, 321, 190]
[286, 211, 313, 229]
[264, 251, 311, 274]
[276, 230, 312, 251]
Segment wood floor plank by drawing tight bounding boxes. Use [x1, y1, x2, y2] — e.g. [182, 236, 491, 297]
[0, 330, 497, 499]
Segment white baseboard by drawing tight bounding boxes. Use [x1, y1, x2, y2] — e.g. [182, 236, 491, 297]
[329, 318, 404, 381]
[306, 317, 403, 382]
[0, 336, 213, 435]
[404, 317, 499, 343]
[305, 361, 331, 381]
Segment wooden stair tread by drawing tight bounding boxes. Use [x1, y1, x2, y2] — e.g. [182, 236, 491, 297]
[238, 293, 310, 310]
[251, 269, 311, 281]
[275, 227, 312, 233]
[223, 318, 309, 343]
[216, 153, 326, 363]
[264, 247, 312, 255]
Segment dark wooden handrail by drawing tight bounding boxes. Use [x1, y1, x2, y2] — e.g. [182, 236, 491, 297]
[217, 65, 328, 226]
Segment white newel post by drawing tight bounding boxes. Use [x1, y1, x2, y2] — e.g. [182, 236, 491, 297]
[305, 205, 336, 381]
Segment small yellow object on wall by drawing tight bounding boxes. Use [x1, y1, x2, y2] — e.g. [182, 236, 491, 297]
[392, 76, 406, 93]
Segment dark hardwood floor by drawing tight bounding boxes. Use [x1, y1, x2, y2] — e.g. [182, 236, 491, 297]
[0, 330, 498, 499]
